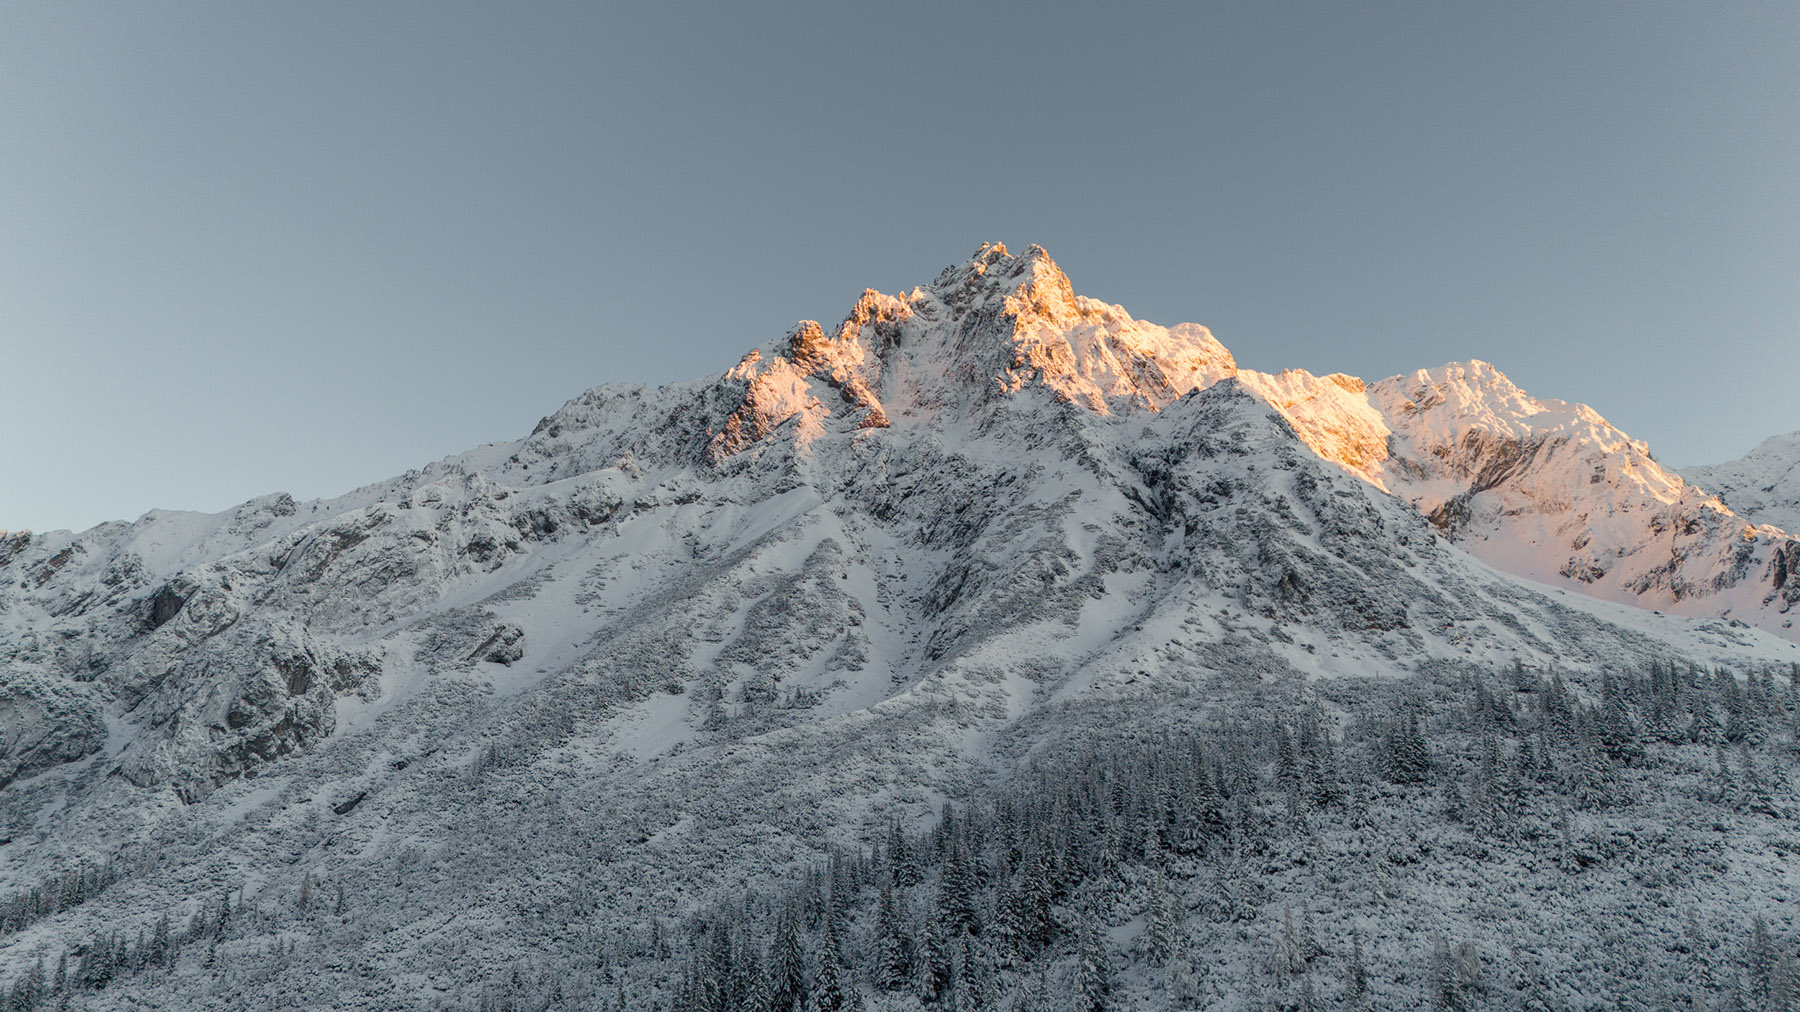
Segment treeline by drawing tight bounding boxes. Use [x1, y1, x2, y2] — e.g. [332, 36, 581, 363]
[0, 859, 121, 938]
[1, 874, 344, 1011]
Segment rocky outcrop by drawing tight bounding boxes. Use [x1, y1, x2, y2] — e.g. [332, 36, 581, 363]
[0, 674, 104, 789]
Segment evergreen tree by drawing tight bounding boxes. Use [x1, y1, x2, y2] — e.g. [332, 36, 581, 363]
[872, 878, 911, 992]
[1772, 946, 1799, 1012]
[807, 923, 852, 1012]
[1388, 714, 1431, 783]
[149, 912, 171, 969]
[1750, 916, 1780, 1004]
[1428, 935, 1455, 1011]
[1273, 904, 1307, 976]
[1017, 847, 1056, 952]
[1014, 971, 1052, 1012]
[914, 911, 950, 1004]
[1451, 941, 1481, 997]
[8, 955, 43, 1012]
[215, 888, 232, 939]
[1688, 698, 1723, 745]
[810, 950, 849, 1008]
[1557, 805, 1580, 872]
[939, 836, 980, 938]
[769, 901, 807, 1012]
[701, 921, 735, 1012]
[1143, 871, 1176, 968]
[1347, 929, 1369, 1006]
[1166, 953, 1200, 1009]
[1512, 658, 1535, 694]
[1741, 745, 1777, 814]
[1072, 902, 1110, 1012]
[886, 820, 917, 887]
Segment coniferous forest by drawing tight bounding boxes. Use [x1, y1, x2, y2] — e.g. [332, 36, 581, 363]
[12, 660, 1800, 1011]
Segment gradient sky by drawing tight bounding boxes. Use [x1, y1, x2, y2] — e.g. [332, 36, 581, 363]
[4, 2, 1797, 533]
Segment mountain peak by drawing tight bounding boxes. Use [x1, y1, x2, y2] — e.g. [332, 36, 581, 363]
[926, 242, 1078, 322]
[702, 244, 1233, 459]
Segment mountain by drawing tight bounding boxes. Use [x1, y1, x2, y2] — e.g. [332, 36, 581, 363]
[711, 242, 1800, 640]
[1684, 431, 1800, 535]
[4, 243, 1800, 1010]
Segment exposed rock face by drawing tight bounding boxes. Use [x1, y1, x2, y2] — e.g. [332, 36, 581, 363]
[691, 246, 1800, 640]
[1356, 363, 1798, 635]
[0, 675, 105, 790]
[472, 623, 525, 666]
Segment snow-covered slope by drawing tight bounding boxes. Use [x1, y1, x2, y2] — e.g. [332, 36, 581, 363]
[1685, 431, 1800, 535]
[4, 243, 1800, 1009]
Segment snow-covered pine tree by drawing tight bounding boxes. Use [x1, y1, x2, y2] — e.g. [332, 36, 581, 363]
[769, 900, 807, 1012]
[913, 909, 949, 1004]
[1347, 929, 1368, 1006]
[806, 919, 854, 1012]
[732, 943, 770, 1012]
[1273, 904, 1306, 976]
[1749, 915, 1781, 1006]
[1017, 846, 1056, 952]
[1143, 870, 1176, 968]
[872, 877, 910, 992]
[149, 912, 171, 969]
[1013, 971, 1051, 1012]
[1388, 713, 1430, 783]
[939, 836, 980, 939]
[1071, 899, 1110, 1012]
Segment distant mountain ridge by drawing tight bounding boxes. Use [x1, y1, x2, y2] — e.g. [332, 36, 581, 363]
[1684, 431, 1800, 535]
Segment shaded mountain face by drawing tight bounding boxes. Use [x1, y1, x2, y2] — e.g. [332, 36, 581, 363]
[3, 243, 1799, 1009]
[1685, 431, 1800, 535]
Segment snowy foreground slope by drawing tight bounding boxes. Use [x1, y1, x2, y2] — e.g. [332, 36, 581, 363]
[4, 244, 1800, 1010]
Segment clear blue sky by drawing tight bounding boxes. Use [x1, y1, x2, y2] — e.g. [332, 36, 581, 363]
[4, 2, 1797, 533]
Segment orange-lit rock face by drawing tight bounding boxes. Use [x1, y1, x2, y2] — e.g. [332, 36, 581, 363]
[1235, 369, 1393, 487]
[706, 295, 912, 462]
[707, 242, 1235, 455]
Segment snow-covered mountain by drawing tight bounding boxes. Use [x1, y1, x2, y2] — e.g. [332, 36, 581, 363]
[5, 243, 1800, 1010]
[1684, 431, 1800, 535]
